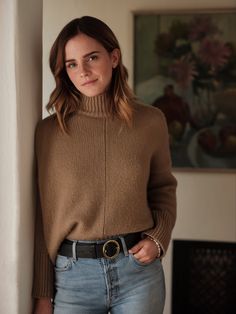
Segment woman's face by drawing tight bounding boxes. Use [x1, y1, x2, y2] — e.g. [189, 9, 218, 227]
[65, 33, 120, 97]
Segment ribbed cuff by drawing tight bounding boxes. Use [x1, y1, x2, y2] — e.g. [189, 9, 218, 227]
[32, 251, 54, 298]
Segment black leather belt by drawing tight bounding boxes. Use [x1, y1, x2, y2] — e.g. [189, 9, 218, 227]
[58, 232, 141, 260]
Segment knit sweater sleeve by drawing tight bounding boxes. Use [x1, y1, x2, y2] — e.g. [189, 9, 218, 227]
[32, 177, 54, 298]
[32, 124, 54, 298]
[143, 111, 177, 255]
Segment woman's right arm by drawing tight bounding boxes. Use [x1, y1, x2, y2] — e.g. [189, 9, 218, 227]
[32, 128, 55, 304]
[32, 122, 54, 314]
[32, 185, 54, 313]
[32, 180, 54, 299]
[33, 298, 53, 314]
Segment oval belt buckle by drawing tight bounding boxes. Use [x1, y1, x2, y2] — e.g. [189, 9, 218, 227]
[103, 240, 120, 259]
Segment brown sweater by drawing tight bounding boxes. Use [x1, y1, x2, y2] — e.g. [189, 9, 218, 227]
[32, 94, 177, 298]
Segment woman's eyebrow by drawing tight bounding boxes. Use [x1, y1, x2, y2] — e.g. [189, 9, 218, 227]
[65, 59, 76, 63]
[65, 51, 100, 63]
[82, 51, 100, 58]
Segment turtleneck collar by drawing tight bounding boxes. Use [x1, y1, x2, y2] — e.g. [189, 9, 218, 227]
[76, 93, 112, 118]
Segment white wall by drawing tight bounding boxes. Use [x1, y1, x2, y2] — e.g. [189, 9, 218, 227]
[165, 171, 236, 313]
[0, 1, 18, 312]
[43, 1, 236, 313]
[0, 0, 42, 313]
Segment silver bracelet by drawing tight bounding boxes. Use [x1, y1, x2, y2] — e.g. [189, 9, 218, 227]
[147, 236, 162, 258]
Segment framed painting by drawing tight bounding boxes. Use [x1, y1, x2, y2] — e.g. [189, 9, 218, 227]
[134, 10, 236, 170]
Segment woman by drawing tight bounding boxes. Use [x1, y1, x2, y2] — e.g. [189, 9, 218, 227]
[33, 16, 177, 314]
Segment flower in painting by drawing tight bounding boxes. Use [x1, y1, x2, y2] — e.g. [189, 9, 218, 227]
[169, 56, 198, 89]
[189, 16, 219, 41]
[198, 38, 231, 70]
[154, 14, 236, 92]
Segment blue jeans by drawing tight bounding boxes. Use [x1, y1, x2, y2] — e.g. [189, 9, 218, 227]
[53, 237, 165, 314]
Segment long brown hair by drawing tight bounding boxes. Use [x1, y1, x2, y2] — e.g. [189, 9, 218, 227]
[46, 16, 136, 134]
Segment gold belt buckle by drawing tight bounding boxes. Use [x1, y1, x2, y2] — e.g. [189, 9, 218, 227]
[102, 240, 120, 259]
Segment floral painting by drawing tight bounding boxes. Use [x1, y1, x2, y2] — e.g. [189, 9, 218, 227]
[134, 11, 236, 170]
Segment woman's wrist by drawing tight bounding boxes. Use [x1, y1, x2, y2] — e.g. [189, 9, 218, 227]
[147, 236, 162, 258]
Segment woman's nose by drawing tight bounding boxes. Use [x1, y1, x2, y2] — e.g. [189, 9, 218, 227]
[80, 63, 90, 78]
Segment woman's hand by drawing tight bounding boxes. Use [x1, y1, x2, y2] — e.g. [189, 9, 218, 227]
[128, 237, 160, 264]
[33, 297, 53, 314]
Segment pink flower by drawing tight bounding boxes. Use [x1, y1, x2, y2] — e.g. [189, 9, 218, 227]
[198, 38, 231, 69]
[189, 16, 219, 41]
[169, 56, 198, 89]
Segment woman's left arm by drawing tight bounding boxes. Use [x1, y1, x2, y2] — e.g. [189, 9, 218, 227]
[144, 111, 177, 254]
[129, 110, 177, 262]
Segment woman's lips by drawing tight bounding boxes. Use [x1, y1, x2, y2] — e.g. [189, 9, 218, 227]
[81, 79, 98, 86]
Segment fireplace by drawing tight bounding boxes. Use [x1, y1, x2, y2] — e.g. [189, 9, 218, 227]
[171, 240, 236, 314]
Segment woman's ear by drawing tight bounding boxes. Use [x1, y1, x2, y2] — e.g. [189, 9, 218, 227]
[111, 48, 120, 69]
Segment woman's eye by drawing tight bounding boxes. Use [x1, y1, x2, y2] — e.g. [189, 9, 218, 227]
[88, 55, 98, 62]
[67, 63, 77, 69]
